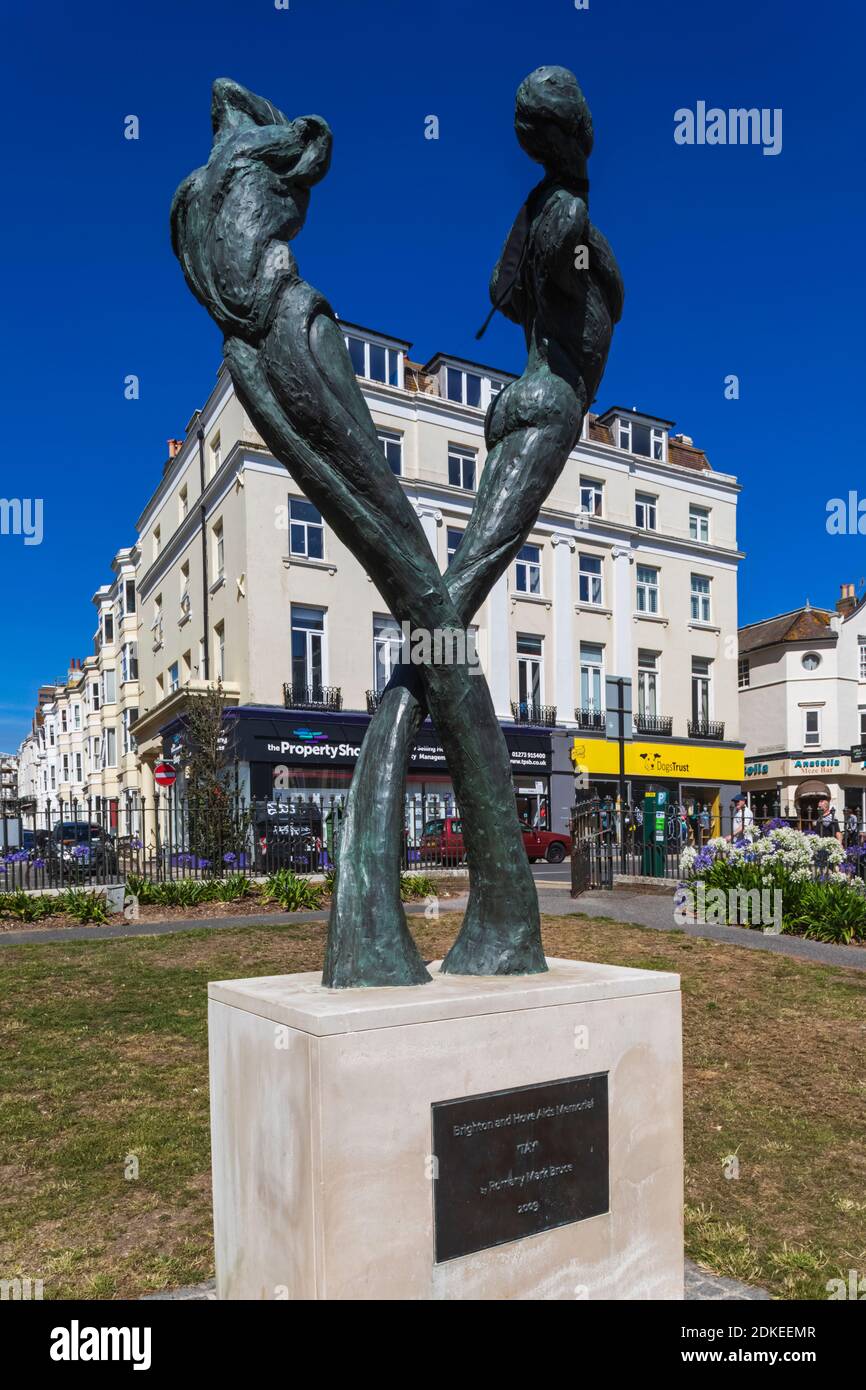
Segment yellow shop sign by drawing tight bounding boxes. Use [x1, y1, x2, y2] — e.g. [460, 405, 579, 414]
[571, 737, 744, 783]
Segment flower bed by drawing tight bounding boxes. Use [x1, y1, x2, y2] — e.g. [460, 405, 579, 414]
[0, 870, 453, 931]
[678, 825, 866, 944]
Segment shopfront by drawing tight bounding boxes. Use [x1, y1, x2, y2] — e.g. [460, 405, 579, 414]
[570, 734, 745, 837]
[744, 753, 866, 826]
[177, 706, 554, 841]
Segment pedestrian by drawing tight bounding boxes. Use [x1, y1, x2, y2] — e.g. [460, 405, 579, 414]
[730, 796, 754, 843]
[813, 798, 842, 843]
[845, 809, 859, 849]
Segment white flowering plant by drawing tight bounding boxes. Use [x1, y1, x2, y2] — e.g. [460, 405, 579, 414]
[678, 822, 866, 942]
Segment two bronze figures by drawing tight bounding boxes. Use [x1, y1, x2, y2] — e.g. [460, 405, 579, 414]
[172, 66, 622, 987]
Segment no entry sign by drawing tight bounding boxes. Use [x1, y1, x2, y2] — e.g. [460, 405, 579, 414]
[154, 761, 177, 788]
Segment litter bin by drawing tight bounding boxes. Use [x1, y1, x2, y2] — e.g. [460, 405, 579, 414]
[641, 789, 668, 877]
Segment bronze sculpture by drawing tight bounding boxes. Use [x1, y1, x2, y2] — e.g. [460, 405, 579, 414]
[171, 67, 622, 987]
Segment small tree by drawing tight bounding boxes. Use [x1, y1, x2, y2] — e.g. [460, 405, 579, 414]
[180, 684, 251, 873]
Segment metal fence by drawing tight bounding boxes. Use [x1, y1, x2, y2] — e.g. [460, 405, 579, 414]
[569, 797, 866, 896]
[0, 794, 480, 892]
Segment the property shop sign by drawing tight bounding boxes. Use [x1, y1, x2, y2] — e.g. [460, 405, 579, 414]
[231, 713, 551, 774]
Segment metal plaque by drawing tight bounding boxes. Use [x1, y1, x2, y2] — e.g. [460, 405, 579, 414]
[431, 1073, 609, 1263]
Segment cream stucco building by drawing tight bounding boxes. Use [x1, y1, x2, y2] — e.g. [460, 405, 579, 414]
[739, 585, 866, 826]
[127, 321, 744, 842]
[17, 547, 142, 830]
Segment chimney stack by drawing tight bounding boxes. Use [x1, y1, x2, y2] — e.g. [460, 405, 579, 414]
[837, 582, 857, 616]
[168, 439, 183, 459]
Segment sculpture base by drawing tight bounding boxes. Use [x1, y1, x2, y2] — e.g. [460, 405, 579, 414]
[208, 957, 683, 1299]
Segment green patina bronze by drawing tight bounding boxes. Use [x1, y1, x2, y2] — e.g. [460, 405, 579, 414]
[171, 68, 622, 988]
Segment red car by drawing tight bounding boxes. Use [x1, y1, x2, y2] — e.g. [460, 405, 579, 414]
[419, 816, 571, 865]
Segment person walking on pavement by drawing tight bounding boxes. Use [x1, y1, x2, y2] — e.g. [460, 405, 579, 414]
[730, 795, 754, 844]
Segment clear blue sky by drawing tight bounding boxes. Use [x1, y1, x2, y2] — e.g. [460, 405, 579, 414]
[1, 0, 864, 749]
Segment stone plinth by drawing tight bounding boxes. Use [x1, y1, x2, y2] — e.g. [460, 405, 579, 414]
[208, 957, 683, 1300]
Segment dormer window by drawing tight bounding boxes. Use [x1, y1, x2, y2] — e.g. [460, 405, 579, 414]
[345, 333, 403, 387]
[446, 367, 482, 407]
[617, 418, 666, 460]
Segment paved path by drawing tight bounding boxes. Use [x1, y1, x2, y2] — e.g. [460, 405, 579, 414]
[141, 1260, 770, 1301]
[0, 896, 467, 946]
[548, 884, 866, 971]
[4, 873, 864, 971]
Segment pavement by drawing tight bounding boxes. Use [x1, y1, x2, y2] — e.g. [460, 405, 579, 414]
[554, 883, 866, 970]
[140, 1260, 771, 1301]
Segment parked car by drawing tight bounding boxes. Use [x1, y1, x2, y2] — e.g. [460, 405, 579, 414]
[419, 816, 571, 865]
[36, 821, 118, 881]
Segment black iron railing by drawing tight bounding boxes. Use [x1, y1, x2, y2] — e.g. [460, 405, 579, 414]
[283, 684, 343, 712]
[634, 713, 673, 736]
[511, 701, 557, 727]
[574, 707, 606, 731]
[366, 690, 382, 714]
[688, 719, 725, 740]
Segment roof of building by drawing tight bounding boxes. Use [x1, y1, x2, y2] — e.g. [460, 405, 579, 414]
[738, 605, 836, 654]
[585, 414, 711, 471]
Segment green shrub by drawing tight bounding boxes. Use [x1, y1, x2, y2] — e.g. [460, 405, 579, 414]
[323, 867, 337, 896]
[0, 890, 56, 923]
[161, 879, 213, 908]
[125, 874, 158, 905]
[56, 888, 109, 925]
[782, 880, 866, 944]
[262, 869, 324, 912]
[400, 873, 436, 901]
[212, 872, 255, 903]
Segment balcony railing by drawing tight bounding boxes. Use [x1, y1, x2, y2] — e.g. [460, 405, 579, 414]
[366, 689, 383, 714]
[511, 701, 557, 727]
[283, 684, 343, 712]
[688, 718, 725, 740]
[574, 707, 606, 732]
[634, 713, 673, 737]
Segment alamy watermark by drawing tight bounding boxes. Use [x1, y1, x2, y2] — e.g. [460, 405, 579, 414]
[0, 497, 43, 546]
[675, 102, 782, 157]
[826, 492, 866, 534]
[1, 1276, 44, 1300]
[675, 883, 782, 932]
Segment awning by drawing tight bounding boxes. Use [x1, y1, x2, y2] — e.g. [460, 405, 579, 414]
[795, 779, 831, 799]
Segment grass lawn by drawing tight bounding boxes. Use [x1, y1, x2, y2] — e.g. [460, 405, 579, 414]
[1, 911, 864, 1300]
